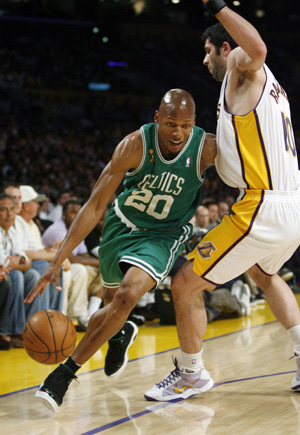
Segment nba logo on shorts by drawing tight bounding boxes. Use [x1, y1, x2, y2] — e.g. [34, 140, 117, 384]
[192, 359, 196, 365]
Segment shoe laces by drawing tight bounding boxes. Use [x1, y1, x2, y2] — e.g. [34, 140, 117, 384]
[290, 352, 300, 360]
[46, 364, 78, 390]
[156, 357, 181, 389]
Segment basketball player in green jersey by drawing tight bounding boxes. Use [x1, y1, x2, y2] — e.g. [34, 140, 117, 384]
[25, 88, 216, 412]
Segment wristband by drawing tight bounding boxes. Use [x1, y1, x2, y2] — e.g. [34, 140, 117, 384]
[205, 0, 226, 16]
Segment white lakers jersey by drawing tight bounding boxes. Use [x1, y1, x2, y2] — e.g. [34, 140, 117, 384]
[216, 64, 300, 191]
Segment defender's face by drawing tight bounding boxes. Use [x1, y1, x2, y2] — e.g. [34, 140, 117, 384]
[155, 107, 195, 160]
[203, 40, 227, 82]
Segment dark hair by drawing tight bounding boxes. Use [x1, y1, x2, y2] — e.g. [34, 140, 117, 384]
[63, 199, 82, 212]
[0, 193, 15, 203]
[202, 199, 218, 208]
[202, 23, 238, 54]
[0, 182, 20, 192]
[58, 190, 72, 198]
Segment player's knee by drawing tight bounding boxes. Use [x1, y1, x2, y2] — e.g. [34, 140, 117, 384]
[248, 265, 272, 289]
[171, 272, 189, 302]
[113, 284, 140, 312]
[103, 287, 116, 305]
[171, 274, 182, 296]
[171, 261, 197, 294]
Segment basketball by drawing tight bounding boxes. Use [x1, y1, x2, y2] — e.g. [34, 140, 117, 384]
[22, 310, 77, 365]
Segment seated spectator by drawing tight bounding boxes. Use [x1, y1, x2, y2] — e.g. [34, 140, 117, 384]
[204, 279, 251, 323]
[47, 190, 73, 222]
[202, 199, 219, 230]
[39, 195, 52, 221]
[3, 184, 64, 312]
[0, 264, 12, 350]
[218, 200, 230, 221]
[1, 183, 22, 215]
[18, 185, 65, 311]
[18, 186, 88, 328]
[84, 208, 110, 316]
[35, 195, 53, 234]
[192, 205, 210, 233]
[0, 193, 44, 346]
[42, 199, 103, 330]
[84, 208, 109, 259]
[19, 185, 47, 244]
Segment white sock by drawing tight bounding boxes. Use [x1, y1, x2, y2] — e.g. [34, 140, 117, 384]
[78, 316, 89, 326]
[288, 325, 300, 355]
[88, 296, 102, 317]
[180, 349, 204, 372]
[288, 325, 300, 378]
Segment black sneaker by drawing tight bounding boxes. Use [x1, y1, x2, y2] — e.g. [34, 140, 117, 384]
[104, 321, 138, 378]
[35, 364, 77, 412]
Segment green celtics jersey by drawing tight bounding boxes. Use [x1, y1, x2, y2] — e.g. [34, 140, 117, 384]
[114, 123, 206, 231]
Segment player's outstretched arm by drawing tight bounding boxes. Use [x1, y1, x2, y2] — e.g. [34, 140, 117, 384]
[25, 130, 144, 303]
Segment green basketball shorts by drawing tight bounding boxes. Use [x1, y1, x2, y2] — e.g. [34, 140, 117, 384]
[98, 208, 192, 288]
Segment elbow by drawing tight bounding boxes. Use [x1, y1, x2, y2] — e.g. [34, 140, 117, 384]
[255, 40, 267, 63]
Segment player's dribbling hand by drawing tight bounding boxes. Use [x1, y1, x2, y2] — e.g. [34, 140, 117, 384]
[24, 264, 62, 303]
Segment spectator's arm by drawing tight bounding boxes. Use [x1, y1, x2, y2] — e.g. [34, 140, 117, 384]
[25, 249, 55, 262]
[68, 252, 99, 267]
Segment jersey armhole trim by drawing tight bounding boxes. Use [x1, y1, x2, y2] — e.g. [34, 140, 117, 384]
[125, 127, 146, 177]
[196, 131, 206, 182]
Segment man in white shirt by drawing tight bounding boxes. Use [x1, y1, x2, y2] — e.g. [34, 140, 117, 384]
[0, 193, 43, 343]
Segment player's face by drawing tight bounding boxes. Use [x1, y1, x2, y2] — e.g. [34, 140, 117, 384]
[155, 107, 195, 160]
[203, 40, 227, 82]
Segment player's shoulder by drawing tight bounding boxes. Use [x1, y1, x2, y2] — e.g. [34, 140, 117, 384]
[193, 125, 205, 135]
[113, 127, 144, 169]
[122, 123, 157, 151]
[203, 133, 217, 160]
[121, 128, 143, 153]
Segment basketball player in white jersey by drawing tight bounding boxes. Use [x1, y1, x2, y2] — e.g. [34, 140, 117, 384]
[145, 0, 300, 401]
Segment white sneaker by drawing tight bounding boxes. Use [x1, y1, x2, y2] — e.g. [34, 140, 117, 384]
[232, 281, 251, 316]
[291, 376, 300, 391]
[231, 280, 244, 300]
[144, 358, 214, 402]
[239, 284, 251, 316]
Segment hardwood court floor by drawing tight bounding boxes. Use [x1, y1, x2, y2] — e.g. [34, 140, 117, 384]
[1, 295, 300, 435]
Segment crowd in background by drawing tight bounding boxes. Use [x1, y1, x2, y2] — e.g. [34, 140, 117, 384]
[1, 15, 299, 204]
[1, 8, 300, 349]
